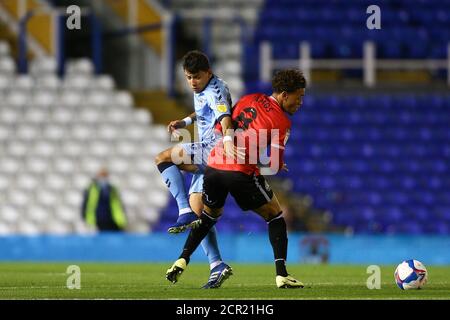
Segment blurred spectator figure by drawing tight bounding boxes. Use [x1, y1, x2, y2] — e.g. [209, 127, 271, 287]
[81, 168, 127, 232]
[300, 235, 329, 264]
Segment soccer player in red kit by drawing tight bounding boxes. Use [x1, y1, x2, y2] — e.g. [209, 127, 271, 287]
[166, 69, 306, 288]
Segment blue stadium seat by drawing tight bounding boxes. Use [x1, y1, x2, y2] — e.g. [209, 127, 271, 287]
[278, 93, 450, 234]
[245, 1, 450, 84]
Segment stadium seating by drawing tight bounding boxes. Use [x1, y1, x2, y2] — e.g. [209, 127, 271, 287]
[165, 0, 265, 103]
[244, 0, 450, 83]
[0, 41, 171, 235]
[282, 92, 450, 234]
[155, 81, 450, 234]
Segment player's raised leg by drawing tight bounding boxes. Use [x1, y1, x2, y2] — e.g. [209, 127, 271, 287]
[155, 145, 199, 233]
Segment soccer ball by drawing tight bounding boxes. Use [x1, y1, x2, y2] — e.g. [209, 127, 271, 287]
[394, 259, 428, 290]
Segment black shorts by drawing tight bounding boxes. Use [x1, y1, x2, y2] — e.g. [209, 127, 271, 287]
[202, 166, 274, 211]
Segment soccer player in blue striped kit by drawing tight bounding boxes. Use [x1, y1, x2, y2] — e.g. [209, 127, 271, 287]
[155, 51, 241, 288]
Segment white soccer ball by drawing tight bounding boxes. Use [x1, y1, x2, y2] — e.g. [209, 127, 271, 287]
[394, 259, 428, 290]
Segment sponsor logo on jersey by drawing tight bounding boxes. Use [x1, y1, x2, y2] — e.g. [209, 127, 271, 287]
[216, 104, 228, 113]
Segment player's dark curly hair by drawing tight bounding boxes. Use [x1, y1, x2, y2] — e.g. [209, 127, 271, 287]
[182, 50, 210, 73]
[272, 69, 306, 93]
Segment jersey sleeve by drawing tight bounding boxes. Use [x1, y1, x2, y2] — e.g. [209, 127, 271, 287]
[207, 86, 232, 123]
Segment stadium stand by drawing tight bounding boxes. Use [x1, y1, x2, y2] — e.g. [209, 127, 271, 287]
[245, 0, 450, 85]
[0, 41, 171, 235]
[166, 0, 265, 103]
[1, 0, 449, 236]
[158, 0, 450, 235]
[283, 92, 450, 234]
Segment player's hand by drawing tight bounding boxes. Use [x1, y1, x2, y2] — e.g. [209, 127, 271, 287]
[223, 139, 246, 161]
[167, 120, 186, 133]
[281, 163, 289, 172]
[167, 120, 187, 139]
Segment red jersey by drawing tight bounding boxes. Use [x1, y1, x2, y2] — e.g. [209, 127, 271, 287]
[209, 93, 291, 175]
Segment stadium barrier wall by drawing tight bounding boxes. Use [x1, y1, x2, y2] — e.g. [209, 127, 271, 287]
[0, 233, 448, 265]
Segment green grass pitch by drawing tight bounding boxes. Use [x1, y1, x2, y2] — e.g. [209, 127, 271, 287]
[0, 263, 449, 299]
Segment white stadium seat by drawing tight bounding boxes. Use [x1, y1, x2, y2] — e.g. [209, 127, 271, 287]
[7, 189, 30, 207]
[45, 221, 72, 235]
[26, 205, 50, 223]
[6, 90, 28, 108]
[133, 108, 151, 124]
[108, 157, 130, 173]
[143, 208, 160, 224]
[0, 41, 11, 56]
[70, 123, 94, 140]
[56, 205, 78, 223]
[7, 140, 29, 156]
[35, 74, 61, 89]
[16, 221, 40, 235]
[50, 109, 73, 125]
[0, 57, 16, 74]
[54, 157, 77, 174]
[63, 74, 92, 90]
[127, 173, 148, 189]
[66, 58, 94, 75]
[72, 174, 91, 190]
[115, 141, 137, 157]
[32, 90, 57, 107]
[32, 141, 56, 157]
[0, 157, 22, 174]
[14, 75, 34, 90]
[105, 109, 128, 124]
[16, 174, 40, 190]
[0, 205, 19, 223]
[23, 109, 48, 124]
[61, 140, 84, 157]
[59, 90, 83, 107]
[0, 125, 12, 140]
[0, 73, 10, 90]
[79, 158, 103, 174]
[94, 75, 115, 91]
[64, 189, 83, 207]
[16, 125, 40, 141]
[88, 140, 112, 157]
[124, 125, 146, 140]
[43, 124, 66, 140]
[79, 108, 102, 124]
[30, 56, 57, 75]
[0, 173, 9, 192]
[0, 55, 164, 234]
[147, 190, 169, 208]
[114, 91, 133, 109]
[97, 124, 120, 140]
[26, 157, 50, 174]
[85, 91, 110, 107]
[121, 189, 140, 206]
[36, 188, 59, 207]
[45, 173, 67, 190]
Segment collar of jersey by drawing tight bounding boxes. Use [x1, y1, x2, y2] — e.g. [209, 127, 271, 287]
[269, 95, 284, 112]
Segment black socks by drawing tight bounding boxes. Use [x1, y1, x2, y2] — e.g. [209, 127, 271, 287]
[180, 211, 218, 263]
[268, 213, 288, 277]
